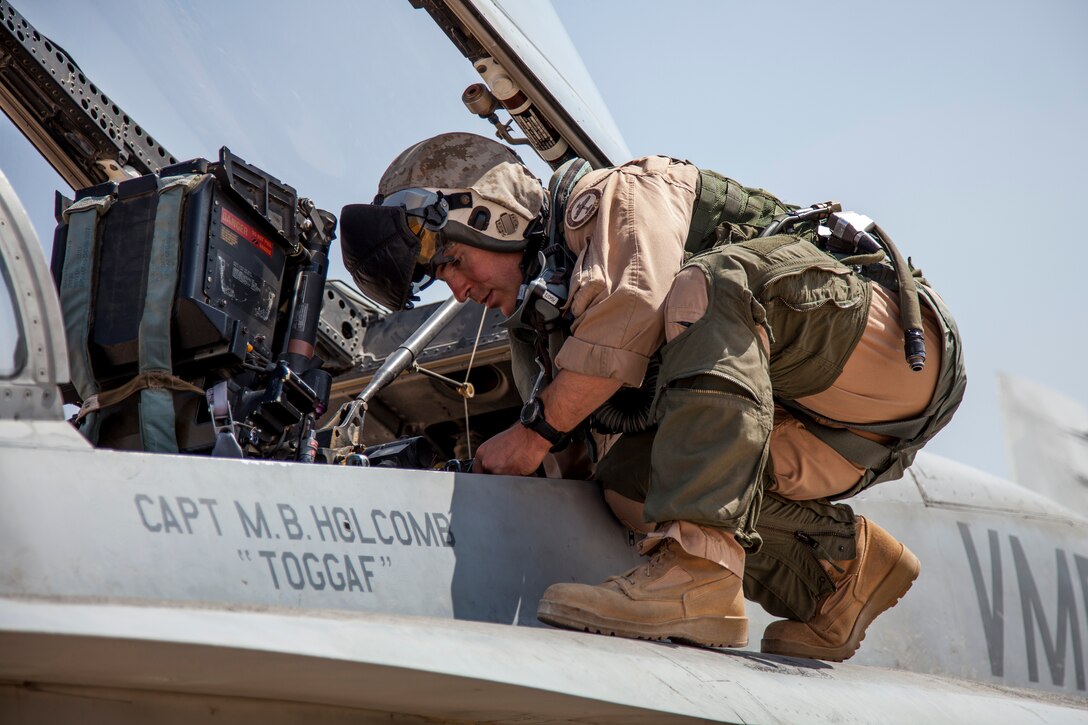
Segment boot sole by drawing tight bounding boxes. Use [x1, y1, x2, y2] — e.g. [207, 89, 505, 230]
[537, 599, 748, 649]
[760, 544, 921, 662]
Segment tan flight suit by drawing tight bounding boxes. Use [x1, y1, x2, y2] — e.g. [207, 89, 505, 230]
[518, 156, 964, 622]
[555, 155, 697, 388]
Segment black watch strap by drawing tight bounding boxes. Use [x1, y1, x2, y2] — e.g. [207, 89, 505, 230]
[520, 397, 569, 450]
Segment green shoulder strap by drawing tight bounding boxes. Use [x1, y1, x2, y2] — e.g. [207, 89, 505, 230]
[546, 157, 593, 250]
[684, 168, 795, 255]
[60, 193, 114, 444]
[777, 401, 899, 470]
[137, 173, 204, 453]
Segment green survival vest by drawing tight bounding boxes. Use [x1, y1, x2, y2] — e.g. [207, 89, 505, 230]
[682, 168, 967, 497]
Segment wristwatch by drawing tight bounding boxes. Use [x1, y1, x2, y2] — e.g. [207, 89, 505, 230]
[519, 396, 569, 450]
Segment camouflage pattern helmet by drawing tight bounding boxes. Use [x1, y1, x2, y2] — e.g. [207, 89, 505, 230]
[379, 132, 544, 246]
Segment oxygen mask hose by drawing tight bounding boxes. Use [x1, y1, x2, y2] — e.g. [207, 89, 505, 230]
[904, 328, 927, 372]
[870, 222, 926, 372]
[826, 211, 927, 372]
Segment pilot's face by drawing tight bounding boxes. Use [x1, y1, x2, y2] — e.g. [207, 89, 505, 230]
[435, 243, 523, 316]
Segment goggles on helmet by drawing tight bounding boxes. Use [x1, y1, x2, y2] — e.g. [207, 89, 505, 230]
[340, 188, 461, 310]
[340, 187, 537, 310]
[379, 188, 454, 268]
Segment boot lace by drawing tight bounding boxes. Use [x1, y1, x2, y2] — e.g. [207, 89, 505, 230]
[641, 538, 676, 577]
[608, 538, 676, 583]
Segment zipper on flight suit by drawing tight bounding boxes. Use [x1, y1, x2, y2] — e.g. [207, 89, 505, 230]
[666, 369, 761, 404]
[757, 522, 852, 574]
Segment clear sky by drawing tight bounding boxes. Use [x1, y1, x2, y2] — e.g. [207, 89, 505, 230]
[2, 0, 1085, 481]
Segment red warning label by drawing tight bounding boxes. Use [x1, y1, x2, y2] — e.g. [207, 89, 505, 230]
[220, 207, 273, 257]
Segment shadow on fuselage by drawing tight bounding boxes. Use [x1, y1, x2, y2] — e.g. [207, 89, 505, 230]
[446, 472, 640, 626]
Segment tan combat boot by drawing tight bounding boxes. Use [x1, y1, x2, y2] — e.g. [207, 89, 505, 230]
[537, 539, 748, 648]
[760, 516, 919, 661]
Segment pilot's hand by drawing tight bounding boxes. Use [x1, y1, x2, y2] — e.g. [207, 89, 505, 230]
[472, 423, 552, 476]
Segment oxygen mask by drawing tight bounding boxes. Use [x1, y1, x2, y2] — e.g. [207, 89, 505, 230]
[340, 188, 453, 310]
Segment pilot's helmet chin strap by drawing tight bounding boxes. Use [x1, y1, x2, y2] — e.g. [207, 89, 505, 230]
[503, 210, 574, 335]
[518, 200, 549, 278]
[505, 156, 591, 332]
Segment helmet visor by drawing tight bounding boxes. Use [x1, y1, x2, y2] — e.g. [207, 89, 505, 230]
[381, 188, 451, 266]
[339, 202, 430, 311]
[339, 189, 458, 310]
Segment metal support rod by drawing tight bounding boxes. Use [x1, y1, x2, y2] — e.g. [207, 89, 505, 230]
[356, 295, 465, 404]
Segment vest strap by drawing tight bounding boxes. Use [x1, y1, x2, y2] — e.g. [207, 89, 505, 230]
[685, 169, 795, 255]
[546, 157, 592, 250]
[778, 401, 895, 470]
[685, 169, 725, 255]
[60, 193, 114, 444]
[137, 173, 204, 452]
[76, 370, 205, 422]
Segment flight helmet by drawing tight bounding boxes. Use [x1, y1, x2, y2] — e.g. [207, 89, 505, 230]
[340, 133, 546, 310]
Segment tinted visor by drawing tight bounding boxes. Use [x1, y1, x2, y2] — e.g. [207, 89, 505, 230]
[339, 190, 453, 310]
[340, 203, 427, 311]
